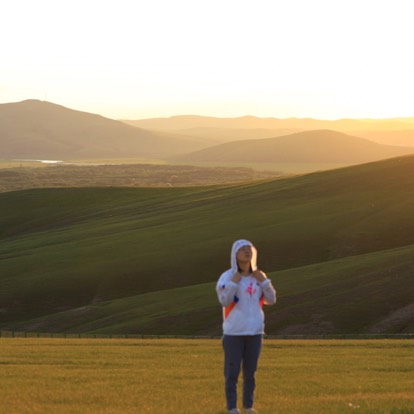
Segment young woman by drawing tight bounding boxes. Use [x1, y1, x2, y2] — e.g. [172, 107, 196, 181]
[216, 239, 277, 414]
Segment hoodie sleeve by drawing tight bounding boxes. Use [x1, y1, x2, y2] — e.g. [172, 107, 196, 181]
[216, 273, 239, 307]
[261, 279, 277, 305]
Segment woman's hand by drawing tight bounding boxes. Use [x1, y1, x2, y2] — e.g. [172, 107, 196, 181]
[253, 269, 267, 283]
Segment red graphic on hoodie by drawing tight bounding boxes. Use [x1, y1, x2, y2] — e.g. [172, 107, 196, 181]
[246, 282, 257, 297]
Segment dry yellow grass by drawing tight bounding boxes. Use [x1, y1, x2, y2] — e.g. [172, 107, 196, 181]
[0, 338, 413, 413]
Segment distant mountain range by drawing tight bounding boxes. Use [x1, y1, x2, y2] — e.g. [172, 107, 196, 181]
[1, 100, 414, 165]
[0, 100, 213, 159]
[173, 130, 414, 164]
[124, 114, 414, 147]
[123, 113, 414, 132]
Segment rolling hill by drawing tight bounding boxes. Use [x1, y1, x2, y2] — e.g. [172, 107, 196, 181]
[6, 247, 414, 336]
[3, 100, 414, 170]
[0, 100, 214, 160]
[173, 130, 414, 164]
[124, 114, 414, 147]
[154, 127, 303, 144]
[1, 155, 414, 335]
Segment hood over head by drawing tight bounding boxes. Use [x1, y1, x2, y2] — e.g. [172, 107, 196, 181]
[230, 239, 258, 274]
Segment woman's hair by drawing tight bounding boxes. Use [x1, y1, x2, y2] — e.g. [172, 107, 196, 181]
[237, 263, 253, 273]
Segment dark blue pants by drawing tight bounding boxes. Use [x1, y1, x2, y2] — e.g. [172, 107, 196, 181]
[222, 334, 262, 410]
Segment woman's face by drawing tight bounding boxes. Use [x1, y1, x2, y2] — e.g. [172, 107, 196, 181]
[236, 245, 253, 263]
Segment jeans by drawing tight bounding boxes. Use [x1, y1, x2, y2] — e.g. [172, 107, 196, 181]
[222, 334, 262, 410]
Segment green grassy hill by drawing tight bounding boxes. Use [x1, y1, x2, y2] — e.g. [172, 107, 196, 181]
[6, 245, 414, 335]
[1, 155, 414, 334]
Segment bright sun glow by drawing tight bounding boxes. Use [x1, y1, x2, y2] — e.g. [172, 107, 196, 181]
[1, 0, 413, 120]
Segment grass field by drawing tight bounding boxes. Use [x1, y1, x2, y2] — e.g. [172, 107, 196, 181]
[0, 162, 280, 192]
[0, 338, 413, 414]
[0, 158, 350, 174]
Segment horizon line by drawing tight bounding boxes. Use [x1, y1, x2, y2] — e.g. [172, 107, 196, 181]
[2, 98, 414, 122]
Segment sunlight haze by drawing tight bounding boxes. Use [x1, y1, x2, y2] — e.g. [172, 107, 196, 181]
[1, 0, 413, 120]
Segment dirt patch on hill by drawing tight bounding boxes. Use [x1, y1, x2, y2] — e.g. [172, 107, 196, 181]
[276, 313, 338, 335]
[368, 303, 414, 333]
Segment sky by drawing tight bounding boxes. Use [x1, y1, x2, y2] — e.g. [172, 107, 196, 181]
[1, 0, 414, 120]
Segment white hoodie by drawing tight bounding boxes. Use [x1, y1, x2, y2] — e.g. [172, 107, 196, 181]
[216, 239, 276, 336]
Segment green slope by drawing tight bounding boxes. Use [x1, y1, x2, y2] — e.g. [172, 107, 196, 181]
[6, 243, 414, 335]
[1, 155, 414, 333]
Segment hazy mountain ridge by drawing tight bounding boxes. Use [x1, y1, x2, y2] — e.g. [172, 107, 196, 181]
[0, 100, 215, 159]
[173, 130, 414, 164]
[2, 100, 414, 166]
[123, 114, 414, 131]
[124, 114, 414, 147]
[157, 127, 303, 144]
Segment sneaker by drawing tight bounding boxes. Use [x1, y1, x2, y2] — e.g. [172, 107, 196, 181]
[228, 409, 240, 414]
[243, 409, 257, 414]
